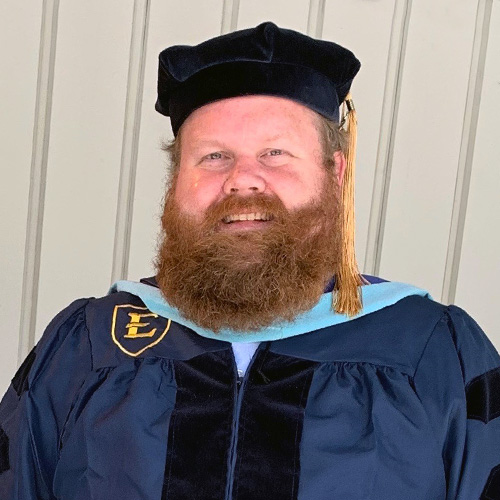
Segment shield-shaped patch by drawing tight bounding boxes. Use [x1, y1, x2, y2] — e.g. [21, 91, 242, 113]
[111, 304, 171, 357]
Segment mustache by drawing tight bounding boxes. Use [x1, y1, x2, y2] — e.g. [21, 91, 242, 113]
[201, 193, 290, 230]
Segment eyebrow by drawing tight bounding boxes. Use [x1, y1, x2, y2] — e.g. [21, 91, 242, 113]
[264, 134, 287, 142]
[187, 133, 294, 155]
[188, 140, 228, 152]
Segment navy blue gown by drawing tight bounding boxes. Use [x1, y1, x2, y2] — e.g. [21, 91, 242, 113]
[0, 279, 499, 499]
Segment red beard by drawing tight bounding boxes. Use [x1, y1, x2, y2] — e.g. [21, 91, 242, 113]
[155, 174, 341, 332]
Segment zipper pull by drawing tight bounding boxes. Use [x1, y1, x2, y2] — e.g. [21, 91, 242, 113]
[237, 369, 244, 389]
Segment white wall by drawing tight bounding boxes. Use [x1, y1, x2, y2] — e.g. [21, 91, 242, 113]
[1, 0, 499, 394]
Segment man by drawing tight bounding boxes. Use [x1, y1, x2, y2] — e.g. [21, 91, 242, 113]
[1, 22, 499, 500]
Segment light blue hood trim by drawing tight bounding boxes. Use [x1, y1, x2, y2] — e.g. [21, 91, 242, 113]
[108, 281, 431, 343]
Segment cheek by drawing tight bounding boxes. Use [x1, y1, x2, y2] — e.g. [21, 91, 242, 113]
[270, 168, 325, 209]
[174, 171, 223, 216]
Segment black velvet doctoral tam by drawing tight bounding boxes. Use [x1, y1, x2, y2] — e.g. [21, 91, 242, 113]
[155, 22, 361, 135]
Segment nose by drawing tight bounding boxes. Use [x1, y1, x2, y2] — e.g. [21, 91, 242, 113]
[222, 159, 266, 196]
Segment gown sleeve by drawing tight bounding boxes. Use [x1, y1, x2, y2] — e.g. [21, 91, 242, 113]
[413, 304, 500, 500]
[0, 299, 93, 500]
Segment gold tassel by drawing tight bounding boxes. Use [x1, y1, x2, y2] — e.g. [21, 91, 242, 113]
[333, 93, 368, 316]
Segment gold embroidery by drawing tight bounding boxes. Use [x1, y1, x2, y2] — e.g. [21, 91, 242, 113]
[111, 304, 171, 357]
[124, 312, 159, 338]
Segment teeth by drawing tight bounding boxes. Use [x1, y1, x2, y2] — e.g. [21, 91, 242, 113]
[223, 212, 271, 223]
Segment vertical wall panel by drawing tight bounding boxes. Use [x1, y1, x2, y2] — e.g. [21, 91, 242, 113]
[0, 3, 44, 394]
[455, 2, 500, 346]
[323, 0, 398, 269]
[237, 0, 310, 31]
[128, 0, 225, 281]
[379, 0, 479, 297]
[35, 0, 135, 336]
[111, 0, 150, 285]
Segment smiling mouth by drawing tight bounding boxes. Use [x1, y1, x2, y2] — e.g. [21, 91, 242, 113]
[222, 212, 273, 224]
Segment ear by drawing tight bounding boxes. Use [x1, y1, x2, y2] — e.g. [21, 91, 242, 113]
[333, 151, 347, 186]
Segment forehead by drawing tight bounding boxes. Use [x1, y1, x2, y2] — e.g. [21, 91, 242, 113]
[179, 95, 320, 143]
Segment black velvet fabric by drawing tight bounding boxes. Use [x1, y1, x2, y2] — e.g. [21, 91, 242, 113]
[466, 366, 500, 423]
[0, 426, 9, 474]
[481, 464, 500, 499]
[231, 350, 318, 500]
[162, 350, 235, 500]
[156, 22, 360, 135]
[11, 347, 36, 397]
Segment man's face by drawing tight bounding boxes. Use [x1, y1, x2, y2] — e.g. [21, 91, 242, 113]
[156, 96, 344, 332]
[173, 95, 328, 226]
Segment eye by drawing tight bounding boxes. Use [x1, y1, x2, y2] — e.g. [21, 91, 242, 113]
[205, 152, 223, 160]
[260, 149, 290, 164]
[198, 151, 232, 168]
[267, 149, 283, 156]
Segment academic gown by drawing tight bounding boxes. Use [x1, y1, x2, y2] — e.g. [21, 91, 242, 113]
[1, 277, 500, 500]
